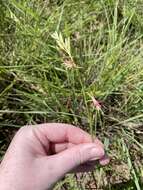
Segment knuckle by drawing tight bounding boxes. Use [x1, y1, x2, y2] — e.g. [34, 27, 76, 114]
[16, 125, 33, 137]
[18, 126, 28, 133]
[75, 147, 85, 165]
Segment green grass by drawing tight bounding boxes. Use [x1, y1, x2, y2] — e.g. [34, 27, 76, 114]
[0, 0, 143, 189]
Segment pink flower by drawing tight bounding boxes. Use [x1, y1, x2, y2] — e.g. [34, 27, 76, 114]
[91, 96, 102, 110]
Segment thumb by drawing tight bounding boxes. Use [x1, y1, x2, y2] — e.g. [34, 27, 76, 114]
[50, 143, 105, 176]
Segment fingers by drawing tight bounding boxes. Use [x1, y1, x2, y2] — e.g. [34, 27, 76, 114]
[93, 138, 104, 148]
[34, 142, 107, 189]
[50, 138, 104, 154]
[72, 156, 110, 173]
[32, 123, 92, 144]
[48, 143, 105, 177]
[16, 124, 109, 167]
[51, 142, 74, 154]
[50, 141, 109, 168]
[99, 154, 110, 165]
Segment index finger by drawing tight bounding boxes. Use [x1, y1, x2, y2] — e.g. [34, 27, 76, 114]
[33, 123, 93, 144]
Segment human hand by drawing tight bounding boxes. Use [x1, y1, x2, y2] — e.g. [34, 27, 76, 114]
[0, 123, 109, 190]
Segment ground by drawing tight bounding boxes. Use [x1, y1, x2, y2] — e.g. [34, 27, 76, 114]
[0, 0, 143, 189]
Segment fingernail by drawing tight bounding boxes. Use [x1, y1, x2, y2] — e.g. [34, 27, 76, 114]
[99, 154, 110, 166]
[90, 147, 105, 158]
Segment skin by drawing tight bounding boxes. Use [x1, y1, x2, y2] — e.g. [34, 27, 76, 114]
[0, 123, 109, 190]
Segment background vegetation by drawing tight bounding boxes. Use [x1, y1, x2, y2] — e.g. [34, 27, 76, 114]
[0, 0, 143, 189]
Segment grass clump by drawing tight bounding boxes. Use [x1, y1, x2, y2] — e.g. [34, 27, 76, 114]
[0, 0, 143, 189]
